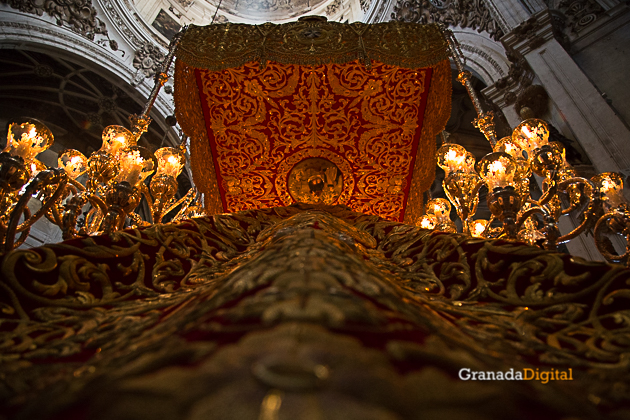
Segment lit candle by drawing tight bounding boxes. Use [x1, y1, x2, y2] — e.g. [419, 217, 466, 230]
[155, 147, 184, 178]
[59, 150, 88, 179]
[479, 152, 517, 190]
[119, 149, 144, 186]
[418, 214, 437, 229]
[6, 120, 53, 161]
[426, 198, 452, 224]
[512, 119, 549, 160]
[494, 136, 523, 160]
[163, 155, 180, 178]
[437, 144, 475, 175]
[598, 173, 626, 208]
[101, 126, 134, 156]
[471, 219, 488, 238]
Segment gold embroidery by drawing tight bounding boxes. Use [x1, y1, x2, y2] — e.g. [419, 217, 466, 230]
[174, 60, 223, 214]
[174, 20, 452, 221]
[403, 59, 452, 225]
[177, 21, 449, 72]
[192, 60, 433, 220]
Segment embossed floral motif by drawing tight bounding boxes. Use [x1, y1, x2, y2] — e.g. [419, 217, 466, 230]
[2, 204, 630, 418]
[195, 60, 432, 220]
[133, 42, 166, 79]
[391, 0, 505, 40]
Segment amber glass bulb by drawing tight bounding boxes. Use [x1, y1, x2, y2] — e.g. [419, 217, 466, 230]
[101, 126, 135, 156]
[477, 152, 517, 190]
[58, 150, 88, 179]
[592, 172, 626, 209]
[5, 118, 54, 161]
[154, 147, 186, 178]
[512, 119, 550, 160]
[426, 198, 451, 223]
[437, 143, 476, 175]
[418, 214, 437, 230]
[470, 219, 488, 238]
[493, 136, 524, 161]
[116, 146, 156, 186]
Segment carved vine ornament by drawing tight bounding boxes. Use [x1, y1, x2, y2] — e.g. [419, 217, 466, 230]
[391, 0, 505, 40]
[0, 204, 629, 419]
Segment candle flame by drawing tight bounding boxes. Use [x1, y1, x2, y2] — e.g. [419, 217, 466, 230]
[445, 149, 465, 168]
[601, 178, 616, 192]
[487, 160, 506, 175]
[472, 220, 487, 237]
[420, 216, 436, 229]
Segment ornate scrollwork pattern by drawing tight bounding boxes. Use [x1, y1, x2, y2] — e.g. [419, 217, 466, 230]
[190, 59, 443, 221]
[1, 0, 119, 50]
[175, 21, 451, 223]
[391, 0, 505, 41]
[176, 21, 449, 71]
[1, 204, 630, 419]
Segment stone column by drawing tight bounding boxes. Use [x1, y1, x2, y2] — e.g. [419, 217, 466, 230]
[503, 10, 630, 177]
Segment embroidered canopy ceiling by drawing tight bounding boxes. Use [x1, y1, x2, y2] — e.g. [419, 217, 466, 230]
[175, 18, 451, 223]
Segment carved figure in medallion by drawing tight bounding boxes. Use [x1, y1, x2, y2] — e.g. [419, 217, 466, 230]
[287, 158, 343, 204]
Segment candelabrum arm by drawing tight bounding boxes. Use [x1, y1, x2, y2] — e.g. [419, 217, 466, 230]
[441, 27, 498, 147]
[594, 208, 630, 266]
[3, 169, 68, 253]
[169, 188, 198, 222]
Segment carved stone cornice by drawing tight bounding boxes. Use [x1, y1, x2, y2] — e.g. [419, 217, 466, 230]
[0, 0, 119, 51]
[481, 49, 534, 108]
[501, 10, 558, 56]
[548, 0, 607, 36]
[98, 0, 145, 49]
[0, 20, 125, 75]
[391, 0, 505, 40]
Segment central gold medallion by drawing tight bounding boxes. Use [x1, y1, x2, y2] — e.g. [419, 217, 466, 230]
[287, 158, 343, 204]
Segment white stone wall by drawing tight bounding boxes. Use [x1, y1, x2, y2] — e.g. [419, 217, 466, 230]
[572, 11, 630, 129]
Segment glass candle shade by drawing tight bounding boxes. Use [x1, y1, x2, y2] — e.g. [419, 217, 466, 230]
[101, 126, 135, 156]
[418, 214, 437, 230]
[58, 150, 88, 179]
[530, 142, 566, 178]
[493, 136, 525, 161]
[470, 219, 488, 238]
[116, 146, 156, 187]
[28, 159, 48, 180]
[154, 147, 186, 178]
[477, 152, 518, 190]
[512, 118, 550, 161]
[437, 143, 476, 175]
[592, 172, 626, 209]
[426, 198, 452, 224]
[5, 119, 54, 161]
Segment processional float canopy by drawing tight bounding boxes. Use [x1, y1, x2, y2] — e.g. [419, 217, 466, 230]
[174, 17, 452, 223]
